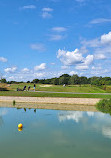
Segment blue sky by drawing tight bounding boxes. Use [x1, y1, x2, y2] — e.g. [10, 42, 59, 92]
[0, 0, 111, 81]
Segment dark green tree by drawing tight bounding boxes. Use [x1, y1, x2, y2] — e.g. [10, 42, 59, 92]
[0, 78, 7, 83]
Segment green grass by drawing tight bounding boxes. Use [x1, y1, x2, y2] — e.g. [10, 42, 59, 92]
[8, 83, 106, 93]
[1, 83, 111, 98]
[0, 91, 111, 98]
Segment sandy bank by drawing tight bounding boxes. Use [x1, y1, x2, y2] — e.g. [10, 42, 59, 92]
[0, 96, 100, 105]
[0, 96, 100, 111]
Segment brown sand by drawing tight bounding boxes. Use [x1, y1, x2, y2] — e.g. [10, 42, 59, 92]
[0, 96, 100, 111]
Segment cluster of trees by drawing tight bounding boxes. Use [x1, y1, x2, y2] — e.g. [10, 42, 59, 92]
[1, 74, 111, 86]
[31, 74, 111, 86]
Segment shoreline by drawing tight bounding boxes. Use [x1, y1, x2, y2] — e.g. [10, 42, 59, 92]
[0, 96, 100, 105]
[0, 96, 100, 111]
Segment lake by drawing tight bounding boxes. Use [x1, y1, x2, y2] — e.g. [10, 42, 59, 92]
[0, 107, 111, 158]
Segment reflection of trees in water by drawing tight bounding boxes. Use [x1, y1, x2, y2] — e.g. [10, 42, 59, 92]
[24, 108, 26, 112]
[16, 107, 37, 113]
[34, 109, 36, 113]
[0, 116, 3, 127]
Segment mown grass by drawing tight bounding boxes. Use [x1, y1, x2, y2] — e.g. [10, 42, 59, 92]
[0, 91, 111, 98]
[7, 83, 106, 93]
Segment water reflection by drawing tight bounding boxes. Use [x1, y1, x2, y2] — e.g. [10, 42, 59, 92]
[34, 109, 36, 113]
[24, 108, 26, 112]
[58, 111, 83, 123]
[0, 107, 111, 158]
[0, 116, 3, 126]
[58, 110, 111, 139]
[0, 108, 8, 127]
[18, 128, 23, 132]
[17, 107, 37, 113]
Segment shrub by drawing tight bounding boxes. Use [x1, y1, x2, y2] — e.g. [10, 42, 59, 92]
[13, 100, 16, 106]
[96, 99, 111, 115]
[0, 87, 8, 91]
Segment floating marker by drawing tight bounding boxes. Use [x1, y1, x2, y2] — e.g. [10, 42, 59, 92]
[18, 123, 23, 129]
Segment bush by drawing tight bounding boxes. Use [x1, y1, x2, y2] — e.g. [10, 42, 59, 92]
[96, 99, 111, 115]
[0, 87, 8, 91]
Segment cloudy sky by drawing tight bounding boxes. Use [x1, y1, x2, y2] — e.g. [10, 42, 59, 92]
[0, 0, 111, 81]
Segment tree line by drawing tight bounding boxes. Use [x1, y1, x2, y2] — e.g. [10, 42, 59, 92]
[1, 74, 111, 86]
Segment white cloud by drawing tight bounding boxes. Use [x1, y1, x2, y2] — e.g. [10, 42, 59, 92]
[20, 5, 36, 10]
[79, 46, 88, 54]
[4, 66, 17, 73]
[33, 72, 46, 78]
[42, 8, 53, 12]
[69, 71, 78, 75]
[90, 18, 111, 24]
[42, 7, 53, 18]
[7, 71, 46, 81]
[42, 12, 52, 18]
[34, 63, 46, 71]
[57, 49, 93, 68]
[50, 34, 64, 41]
[50, 62, 55, 65]
[95, 46, 111, 55]
[30, 43, 46, 52]
[8, 76, 15, 80]
[92, 66, 102, 70]
[94, 54, 106, 60]
[81, 38, 100, 48]
[82, 31, 111, 48]
[101, 32, 111, 45]
[21, 68, 30, 73]
[0, 57, 8, 62]
[81, 31, 111, 68]
[75, 65, 88, 70]
[91, 69, 109, 76]
[84, 55, 94, 65]
[52, 27, 67, 32]
[57, 49, 83, 65]
[61, 65, 69, 70]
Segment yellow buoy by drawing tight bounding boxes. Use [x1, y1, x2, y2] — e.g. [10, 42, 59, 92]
[18, 123, 23, 129]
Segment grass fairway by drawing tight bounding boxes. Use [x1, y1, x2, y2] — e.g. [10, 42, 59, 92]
[0, 91, 111, 99]
[0, 83, 111, 99]
[6, 83, 106, 93]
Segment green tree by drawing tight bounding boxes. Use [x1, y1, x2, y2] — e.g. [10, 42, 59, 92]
[59, 74, 71, 85]
[32, 79, 39, 83]
[52, 78, 59, 85]
[69, 74, 79, 85]
[0, 78, 7, 83]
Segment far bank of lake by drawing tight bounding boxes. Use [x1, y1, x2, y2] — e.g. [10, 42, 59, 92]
[0, 96, 100, 111]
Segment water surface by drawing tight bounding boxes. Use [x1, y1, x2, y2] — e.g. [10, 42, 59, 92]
[0, 107, 111, 158]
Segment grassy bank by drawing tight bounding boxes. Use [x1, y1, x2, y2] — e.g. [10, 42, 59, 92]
[0, 91, 111, 98]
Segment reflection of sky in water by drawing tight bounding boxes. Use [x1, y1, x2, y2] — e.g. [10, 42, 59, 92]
[0, 108, 8, 116]
[0, 107, 111, 158]
[58, 111, 111, 139]
[0, 108, 8, 126]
